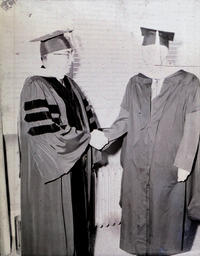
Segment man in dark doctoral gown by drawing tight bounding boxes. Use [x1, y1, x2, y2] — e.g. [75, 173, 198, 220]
[102, 70, 200, 255]
[19, 30, 101, 256]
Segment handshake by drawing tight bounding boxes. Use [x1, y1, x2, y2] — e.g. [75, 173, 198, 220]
[89, 129, 109, 150]
[89, 130, 189, 182]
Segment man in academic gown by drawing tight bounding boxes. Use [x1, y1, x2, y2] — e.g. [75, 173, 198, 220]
[19, 30, 105, 256]
[91, 28, 200, 255]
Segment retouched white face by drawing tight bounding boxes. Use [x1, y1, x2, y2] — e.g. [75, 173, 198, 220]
[43, 48, 74, 78]
[141, 44, 169, 66]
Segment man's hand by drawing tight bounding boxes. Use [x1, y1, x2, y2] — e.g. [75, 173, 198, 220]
[177, 168, 190, 182]
[89, 130, 108, 150]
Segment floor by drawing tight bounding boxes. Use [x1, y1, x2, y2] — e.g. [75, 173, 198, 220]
[9, 224, 200, 255]
[94, 225, 200, 256]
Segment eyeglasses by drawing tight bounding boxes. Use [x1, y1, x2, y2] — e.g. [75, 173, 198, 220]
[53, 49, 73, 57]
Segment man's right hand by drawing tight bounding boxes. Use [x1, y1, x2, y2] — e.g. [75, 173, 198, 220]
[89, 130, 109, 150]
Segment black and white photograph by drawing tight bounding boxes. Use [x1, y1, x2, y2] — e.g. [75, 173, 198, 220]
[0, 0, 200, 255]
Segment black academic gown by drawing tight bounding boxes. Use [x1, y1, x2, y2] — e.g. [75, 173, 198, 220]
[104, 70, 200, 255]
[19, 75, 100, 256]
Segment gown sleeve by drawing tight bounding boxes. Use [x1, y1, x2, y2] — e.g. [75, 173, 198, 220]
[20, 77, 91, 183]
[174, 76, 200, 173]
[103, 78, 132, 142]
[103, 107, 129, 142]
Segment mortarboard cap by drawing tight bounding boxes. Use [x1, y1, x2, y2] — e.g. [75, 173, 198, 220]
[141, 27, 157, 46]
[30, 29, 73, 56]
[140, 27, 175, 48]
[158, 30, 175, 48]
